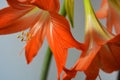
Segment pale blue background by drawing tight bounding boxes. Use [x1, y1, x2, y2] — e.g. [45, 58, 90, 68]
[0, 0, 118, 80]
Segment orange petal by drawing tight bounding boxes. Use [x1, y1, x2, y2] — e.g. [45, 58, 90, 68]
[30, 0, 60, 12]
[49, 12, 84, 50]
[25, 11, 47, 63]
[0, 6, 33, 29]
[74, 44, 100, 71]
[0, 7, 42, 34]
[46, 12, 84, 77]
[99, 35, 120, 73]
[108, 6, 120, 34]
[84, 56, 99, 80]
[25, 23, 46, 63]
[98, 44, 120, 73]
[96, 0, 108, 18]
[106, 9, 113, 33]
[25, 33, 40, 64]
[7, 0, 31, 9]
[62, 67, 77, 80]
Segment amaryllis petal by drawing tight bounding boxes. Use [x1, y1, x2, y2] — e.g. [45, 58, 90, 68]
[49, 12, 84, 49]
[96, 0, 108, 18]
[0, 7, 42, 34]
[7, 0, 31, 9]
[106, 9, 113, 33]
[84, 56, 100, 80]
[30, 0, 60, 12]
[25, 33, 41, 63]
[107, 1, 120, 34]
[7, 0, 60, 12]
[0, 6, 33, 28]
[98, 44, 119, 72]
[75, 45, 101, 70]
[62, 67, 77, 80]
[98, 35, 120, 73]
[46, 12, 84, 77]
[25, 11, 48, 63]
[25, 26, 46, 63]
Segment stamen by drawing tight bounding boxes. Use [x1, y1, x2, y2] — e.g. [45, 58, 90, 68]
[17, 31, 31, 42]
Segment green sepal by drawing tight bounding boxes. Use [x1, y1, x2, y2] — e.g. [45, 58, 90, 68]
[64, 0, 74, 27]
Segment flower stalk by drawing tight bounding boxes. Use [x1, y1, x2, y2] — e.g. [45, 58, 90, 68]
[40, 47, 52, 80]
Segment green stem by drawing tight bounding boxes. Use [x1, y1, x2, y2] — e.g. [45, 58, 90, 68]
[40, 1, 66, 80]
[40, 47, 52, 80]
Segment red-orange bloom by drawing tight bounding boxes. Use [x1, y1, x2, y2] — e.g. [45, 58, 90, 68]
[96, 0, 120, 34]
[0, 0, 84, 79]
[63, 0, 120, 80]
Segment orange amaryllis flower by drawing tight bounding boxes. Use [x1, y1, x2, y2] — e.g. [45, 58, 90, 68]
[96, 0, 120, 34]
[0, 0, 84, 78]
[63, 0, 120, 80]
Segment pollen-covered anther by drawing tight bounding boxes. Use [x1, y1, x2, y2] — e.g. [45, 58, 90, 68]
[17, 31, 31, 42]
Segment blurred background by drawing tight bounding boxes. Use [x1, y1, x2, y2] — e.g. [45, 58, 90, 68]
[0, 0, 118, 80]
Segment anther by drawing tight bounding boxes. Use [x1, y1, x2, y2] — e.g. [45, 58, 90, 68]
[17, 31, 31, 42]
